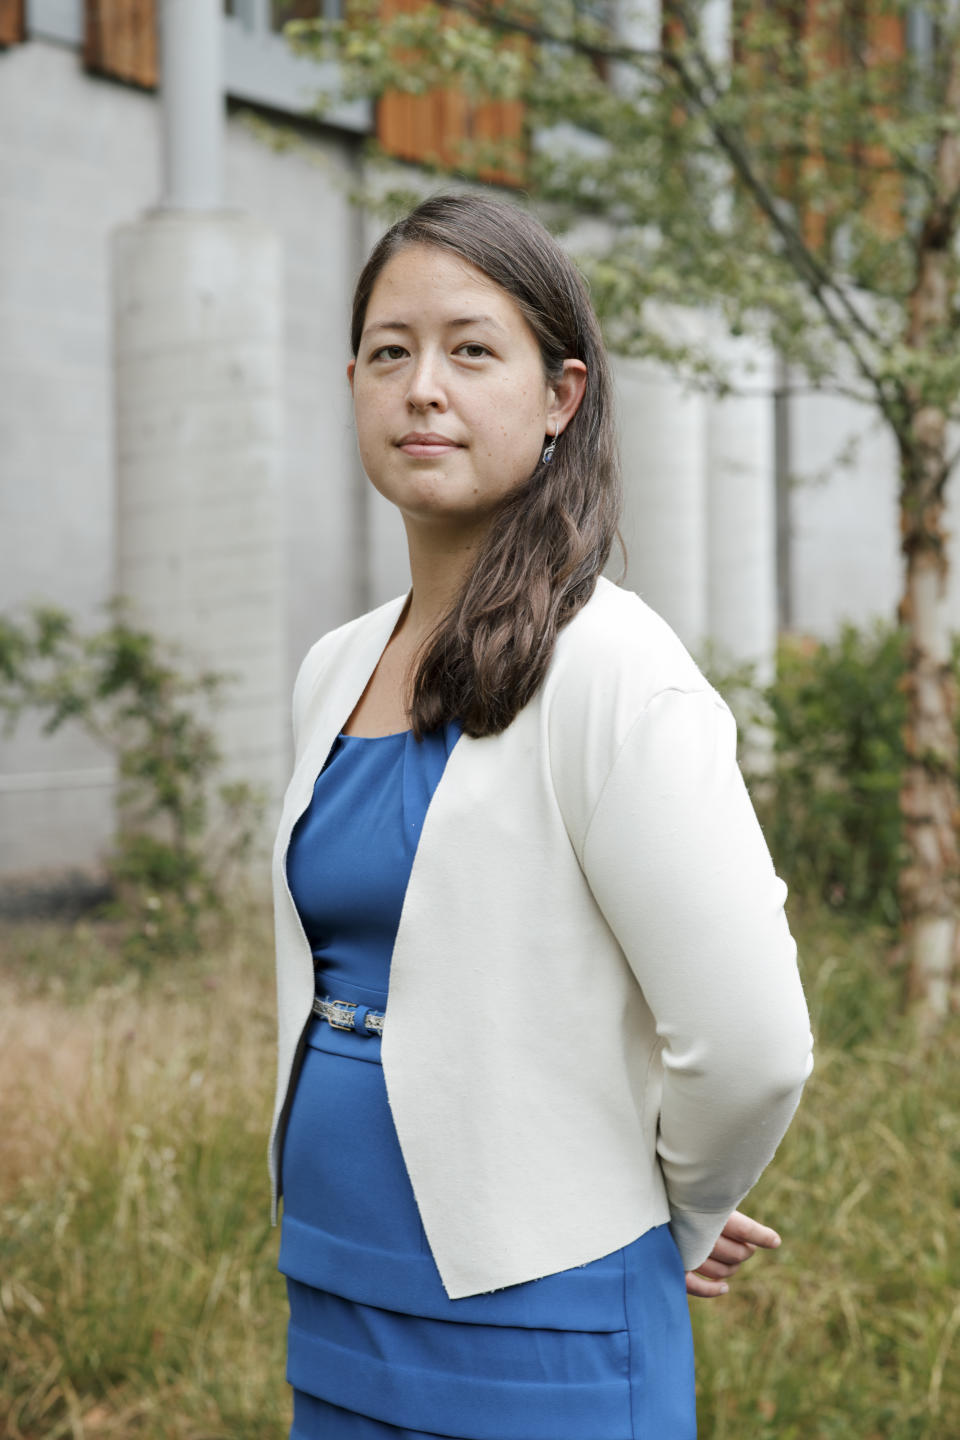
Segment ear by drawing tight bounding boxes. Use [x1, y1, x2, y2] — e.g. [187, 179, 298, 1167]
[547, 359, 588, 435]
[347, 359, 356, 391]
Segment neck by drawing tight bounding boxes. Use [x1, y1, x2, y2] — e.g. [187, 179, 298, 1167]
[401, 519, 487, 642]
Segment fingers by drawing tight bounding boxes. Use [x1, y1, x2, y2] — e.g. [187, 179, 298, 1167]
[685, 1270, 729, 1299]
[695, 1256, 741, 1280]
[709, 1235, 757, 1266]
[721, 1210, 781, 1251]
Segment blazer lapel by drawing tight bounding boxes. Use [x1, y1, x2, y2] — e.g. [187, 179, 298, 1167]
[276, 593, 410, 852]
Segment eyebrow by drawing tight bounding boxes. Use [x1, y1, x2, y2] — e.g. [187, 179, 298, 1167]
[363, 314, 506, 338]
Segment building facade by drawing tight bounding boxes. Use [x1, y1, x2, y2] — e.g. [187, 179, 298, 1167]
[0, 0, 947, 888]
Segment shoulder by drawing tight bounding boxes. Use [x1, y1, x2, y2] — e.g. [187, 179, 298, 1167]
[548, 576, 714, 719]
[542, 578, 726, 847]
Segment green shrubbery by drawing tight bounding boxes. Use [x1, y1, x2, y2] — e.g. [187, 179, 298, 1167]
[0, 603, 263, 970]
[707, 620, 959, 932]
[754, 623, 911, 927]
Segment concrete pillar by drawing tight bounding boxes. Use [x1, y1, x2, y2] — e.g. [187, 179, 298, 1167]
[614, 355, 708, 651]
[113, 213, 286, 809]
[112, 0, 287, 821]
[704, 338, 778, 685]
[159, 0, 224, 210]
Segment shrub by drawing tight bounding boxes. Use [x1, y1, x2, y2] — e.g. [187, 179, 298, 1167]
[0, 602, 264, 969]
[704, 621, 960, 926]
[758, 623, 909, 926]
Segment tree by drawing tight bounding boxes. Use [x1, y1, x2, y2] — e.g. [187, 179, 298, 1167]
[285, 0, 960, 1023]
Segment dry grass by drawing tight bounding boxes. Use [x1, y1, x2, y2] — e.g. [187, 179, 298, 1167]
[692, 908, 960, 1439]
[0, 903, 958, 1439]
[0, 911, 289, 1440]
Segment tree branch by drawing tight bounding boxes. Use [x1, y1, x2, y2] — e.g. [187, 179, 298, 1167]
[660, 1, 917, 446]
[442, 0, 661, 59]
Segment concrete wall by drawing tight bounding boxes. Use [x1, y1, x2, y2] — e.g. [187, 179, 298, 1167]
[787, 389, 902, 635]
[614, 341, 777, 681]
[0, 37, 383, 880]
[787, 386, 960, 640]
[0, 41, 158, 880]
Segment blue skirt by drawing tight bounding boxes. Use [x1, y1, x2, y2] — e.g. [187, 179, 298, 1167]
[278, 1015, 697, 1439]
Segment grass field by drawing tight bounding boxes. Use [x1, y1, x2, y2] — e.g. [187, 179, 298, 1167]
[1, 903, 958, 1439]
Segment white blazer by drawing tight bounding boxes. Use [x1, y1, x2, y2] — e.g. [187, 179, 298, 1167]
[269, 577, 813, 1300]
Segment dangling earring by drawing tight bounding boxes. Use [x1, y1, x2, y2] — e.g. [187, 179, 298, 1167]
[542, 419, 559, 465]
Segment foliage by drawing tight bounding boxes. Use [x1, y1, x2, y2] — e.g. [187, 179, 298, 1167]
[756, 624, 911, 926]
[0, 603, 263, 969]
[703, 622, 960, 929]
[282, 0, 960, 426]
[0, 903, 957, 1438]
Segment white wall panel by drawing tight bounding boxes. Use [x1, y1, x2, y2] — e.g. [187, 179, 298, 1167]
[615, 356, 708, 651]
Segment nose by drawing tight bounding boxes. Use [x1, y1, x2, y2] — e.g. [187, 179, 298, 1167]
[405, 350, 447, 412]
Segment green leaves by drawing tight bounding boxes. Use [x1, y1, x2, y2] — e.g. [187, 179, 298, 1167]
[751, 623, 912, 926]
[285, 0, 960, 418]
[0, 604, 263, 970]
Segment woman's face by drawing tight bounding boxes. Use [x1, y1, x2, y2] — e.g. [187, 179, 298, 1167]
[348, 244, 584, 535]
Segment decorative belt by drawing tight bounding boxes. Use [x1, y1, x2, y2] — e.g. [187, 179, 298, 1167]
[312, 995, 385, 1037]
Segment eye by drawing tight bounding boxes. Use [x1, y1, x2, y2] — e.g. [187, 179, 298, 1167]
[456, 342, 491, 359]
[371, 344, 408, 362]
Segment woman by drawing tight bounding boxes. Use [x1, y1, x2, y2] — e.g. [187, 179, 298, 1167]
[270, 193, 813, 1439]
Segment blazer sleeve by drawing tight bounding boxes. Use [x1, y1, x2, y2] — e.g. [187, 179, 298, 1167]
[579, 685, 814, 1270]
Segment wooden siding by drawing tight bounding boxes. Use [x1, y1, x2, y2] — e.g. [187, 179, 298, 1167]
[375, 0, 525, 187]
[858, 5, 905, 239]
[84, 0, 158, 90]
[728, 0, 905, 247]
[0, 0, 26, 47]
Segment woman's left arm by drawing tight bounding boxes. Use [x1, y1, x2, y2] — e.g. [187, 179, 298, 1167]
[579, 686, 814, 1276]
[685, 1209, 783, 1298]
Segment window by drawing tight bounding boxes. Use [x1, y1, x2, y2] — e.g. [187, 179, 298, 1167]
[75, 0, 531, 166]
[27, 0, 84, 45]
[223, 0, 342, 30]
[728, 0, 905, 246]
[270, 0, 341, 31]
[223, 0, 365, 127]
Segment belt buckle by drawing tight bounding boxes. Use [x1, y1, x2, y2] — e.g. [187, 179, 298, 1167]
[326, 999, 356, 1032]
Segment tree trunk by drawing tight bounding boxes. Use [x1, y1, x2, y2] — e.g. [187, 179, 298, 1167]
[898, 33, 960, 1025]
[903, 28, 960, 1025]
[898, 430, 959, 1024]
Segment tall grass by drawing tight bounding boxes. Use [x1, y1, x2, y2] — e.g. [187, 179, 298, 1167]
[692, 904, 960, 1439]
[0, 912, 288, 1439]
[1, 904, 958, 1438]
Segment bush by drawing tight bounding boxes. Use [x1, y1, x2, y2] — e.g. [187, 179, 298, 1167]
[757, 624, 910, 926]
[0, 603, 264, 969]
[706, 621, 960, 928]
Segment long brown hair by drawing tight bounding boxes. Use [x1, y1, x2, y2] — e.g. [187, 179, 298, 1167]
[350, 193, 622, 738]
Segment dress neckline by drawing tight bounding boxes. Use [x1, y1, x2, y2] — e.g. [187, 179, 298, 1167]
[338, 729, 411, 741]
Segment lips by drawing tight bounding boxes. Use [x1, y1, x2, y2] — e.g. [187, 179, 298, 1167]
[396, 432, 464, 456]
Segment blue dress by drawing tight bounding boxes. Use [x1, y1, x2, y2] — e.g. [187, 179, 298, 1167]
[280, 724, 697, 1439]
